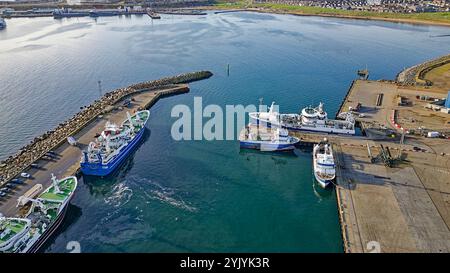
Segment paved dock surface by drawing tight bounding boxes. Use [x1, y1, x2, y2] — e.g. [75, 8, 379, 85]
[0, 85, 188, 217]
[329, 79, 450, 252]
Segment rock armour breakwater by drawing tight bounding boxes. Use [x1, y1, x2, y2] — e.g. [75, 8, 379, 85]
[0, 71, 213, 186]
[396, 54, 450, 86]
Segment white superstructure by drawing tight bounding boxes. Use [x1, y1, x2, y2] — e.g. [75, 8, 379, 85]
[249, 101, 355, 135]
[313, 139, 336, 188]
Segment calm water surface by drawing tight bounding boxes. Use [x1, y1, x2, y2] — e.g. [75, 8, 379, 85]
[1, 12, 449, 252]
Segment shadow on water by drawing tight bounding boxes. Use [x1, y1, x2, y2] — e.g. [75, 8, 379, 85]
[41, 203, 83, 253]
[312, 177, 335, 201]
[239, 149, 298, 166]
[82, 128, 151, 197]
[239, 148, 298, 158]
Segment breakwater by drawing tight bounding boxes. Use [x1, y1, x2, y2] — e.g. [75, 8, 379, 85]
[0, 71, 212, 187]
[396, 53, 450, 86]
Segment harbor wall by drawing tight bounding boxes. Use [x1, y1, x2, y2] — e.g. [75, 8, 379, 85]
[0, 71, 212, 187]
[396, 53, 450, 86]
[335, 80, 356, 118]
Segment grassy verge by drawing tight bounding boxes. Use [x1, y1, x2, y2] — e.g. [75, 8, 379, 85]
[212, 1, 450, 25]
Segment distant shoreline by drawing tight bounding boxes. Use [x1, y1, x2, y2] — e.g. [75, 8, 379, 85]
[196, 6, 450, 28]
[2, 3, 450, 27]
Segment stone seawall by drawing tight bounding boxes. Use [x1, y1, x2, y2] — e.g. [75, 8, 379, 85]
[396, 54, 450, 86]
[0, 71, 213, 185]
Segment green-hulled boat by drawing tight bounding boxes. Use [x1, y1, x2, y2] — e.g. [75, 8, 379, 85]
[0, 174, 77, 253]
[0, 217, 32, 252]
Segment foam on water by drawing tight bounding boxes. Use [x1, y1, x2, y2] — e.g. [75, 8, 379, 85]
[104, 182, 133, 208]
[127, 175, 198, 212]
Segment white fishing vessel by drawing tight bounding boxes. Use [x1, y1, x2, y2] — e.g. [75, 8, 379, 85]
[249, 101, 355, 135]
[313, 139, 336, 188]
[1, 175, 77, 253]
[239, 124, 300, 151]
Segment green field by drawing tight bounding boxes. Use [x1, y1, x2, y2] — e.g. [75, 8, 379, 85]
[213, 1, 450, 25]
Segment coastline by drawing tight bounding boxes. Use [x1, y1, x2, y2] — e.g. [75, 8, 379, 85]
[196, 6, 450, 27]
[2, 3, 449, 27]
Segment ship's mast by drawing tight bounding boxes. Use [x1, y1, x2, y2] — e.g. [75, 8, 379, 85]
[51, 173, 62, 194]
[105, 134, 111, 154]
[126, 111, 135, 130]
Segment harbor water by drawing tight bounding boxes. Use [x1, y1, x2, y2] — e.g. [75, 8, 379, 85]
[1, 12, 450, 252]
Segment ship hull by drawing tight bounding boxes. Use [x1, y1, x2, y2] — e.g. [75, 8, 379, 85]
[26, 192, 75, 253]
[89, 12, 120, 17]
[313, 171, 333, 188]
[239, 141, 296, 151]
[53, 12, 90, 18]
[80, 125, 146, 176]
[313, 153, 335, 189]
[249, 114, 355, 135]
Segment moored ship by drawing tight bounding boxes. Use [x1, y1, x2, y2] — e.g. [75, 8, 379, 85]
[80, 110, 150, 176]
[1, 174, 77, 253]
[313, 139, 336, 188]
[239, 123, 300, 151]
[0, 217, 31, 252]
[249, 101, 355, 135]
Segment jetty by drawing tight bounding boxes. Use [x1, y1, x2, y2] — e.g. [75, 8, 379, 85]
[0, 71, 212, 217]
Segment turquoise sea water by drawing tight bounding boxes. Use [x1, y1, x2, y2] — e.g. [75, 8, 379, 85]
[1, 12, 449, 252]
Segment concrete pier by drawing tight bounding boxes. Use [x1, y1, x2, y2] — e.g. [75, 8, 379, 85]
[0, 71, 212, 217]
[328, 78, 450, 252]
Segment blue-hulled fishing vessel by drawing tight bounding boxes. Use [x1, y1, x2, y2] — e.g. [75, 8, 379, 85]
[80, 110, 150, 176]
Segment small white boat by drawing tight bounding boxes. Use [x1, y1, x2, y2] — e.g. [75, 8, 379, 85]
[20, 172, 31, 179]
[313, 139, 336, 188]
